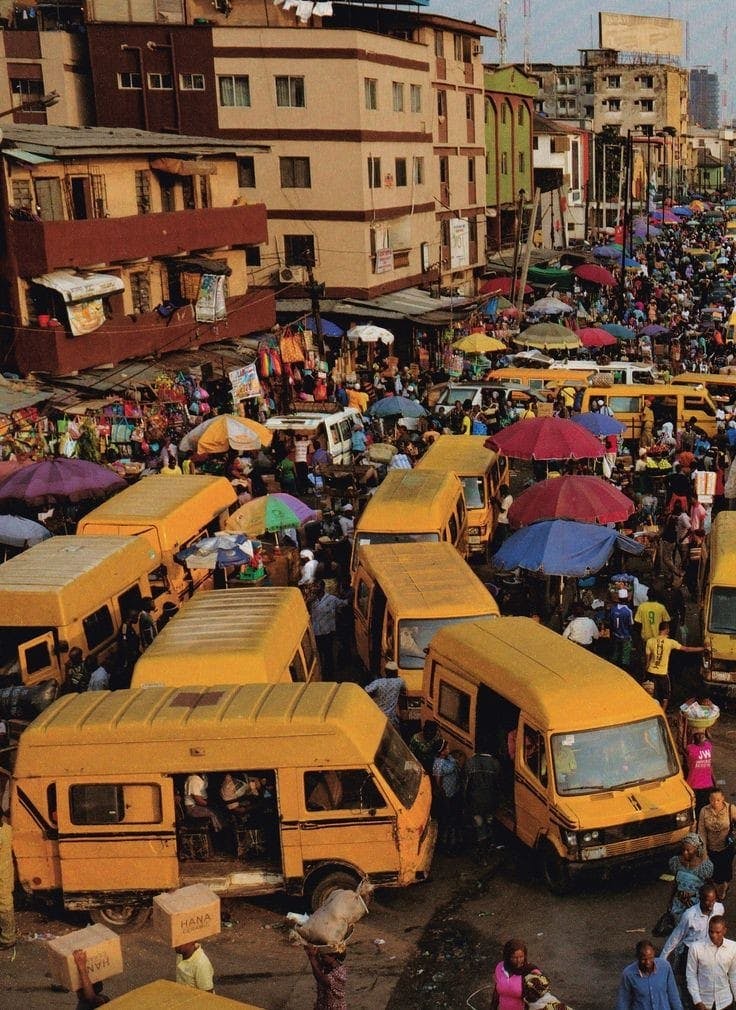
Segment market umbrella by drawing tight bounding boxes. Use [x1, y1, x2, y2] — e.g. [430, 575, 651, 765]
[650, 210, 679, 225]
[514, 322, 581, 351]
[641, 323, 670, 337]
[572, 412, 626, 437]
[508, 476, 635, 528]
[574, 263, 617, 287]
[576, 327, 617, 349]
[527, 296, 574, 316]
[176, 532, 254, 570]
[601, 323, 636, 340]
[347, 324, 395, 344]
[0, 458, 125, 506]
[0, 515, 52, 547]
[690, 200, 706, 212]
[480, 277, 533, 297]
[592, 245, 622, 259]
[485, 417, 604, 461]
[672, 206, 694, 218]
[492, 519, 644, 577]
[452, 332, 506, 354]
[0, 459, 33, 482]
[179, 414, 272, 454]
[225, 493, 318, 536]
[369, 395, 428, 419]
[304, 315, 343, 337]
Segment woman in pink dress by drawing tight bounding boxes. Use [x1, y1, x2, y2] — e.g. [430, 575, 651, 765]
[491, 938, 538, 1010]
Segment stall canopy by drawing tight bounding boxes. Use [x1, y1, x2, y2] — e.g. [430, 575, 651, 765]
[150, 157, 217, 176]
[526, 266, 574, 290]
[31, 270, 125, 304]
[169, 257, 232, 276]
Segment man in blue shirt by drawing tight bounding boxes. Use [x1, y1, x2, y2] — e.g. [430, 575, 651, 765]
[616, 939, 683, 1010]
[608, 589, 634, 670]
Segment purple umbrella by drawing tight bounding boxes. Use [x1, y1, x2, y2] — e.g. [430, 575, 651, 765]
[0, 458, 125, 506]
[641, 324, 670, 337]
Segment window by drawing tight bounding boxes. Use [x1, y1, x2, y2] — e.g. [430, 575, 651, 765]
[301, 630, 316, 673]
[280, 156, 311, 188]
[437, 90, 447, 120]
[439, 156, 449, 184]
[518, 151, 525, 173]
[438, 681, 470, 732]
[710, 587, 736, 634]
[638, 99, 654, 113]
[533, 136, 539, 150]
[410, 83, 422, 113]
[392, 81, 404, 113]
[148, 72, 173, 90]
[501, 151, 508, 175]
[607, 99, 621, 112]
[609, 395, 641, 413]
[284, 234, 315, 267]
[69, 783, 162, 825]
[518, 103, 524, 125]
[523, 726, 548, 786]
[11, 180, 32, 209]
[367, 155, 381, 189]
[218, 75, 250, 107]
[117, 71, 142, 90]
[393, 157, 407, 188]
[135, 170, 151, 214]
[412, 156, 425, 185]
[129, 271, 151, 315]
[448, 512, 458, 543]
[453, 33, 463, 61]
[466, 94, 474, 121]
[606, 75, 621, 89]
[375, 724, 422, 808]
[83, 605, 114, 650]
[180, 73, 205, 91]
[304, 770, 386, 812]
[364, 77, 378, 110]
[275, 75, 305, 108]
[25, 640, 51, 675]
[245, 246, 261, 267]
[356, 580, 370, 618]
[638, 75, 654, 88]
[289, 650, 307, 682]
[501, 103, 507, 125]
[118, 584, 144, 619]
[467, 157, 475, 183]
[238, 156, 256, 188]
[434, 30, 444, 57]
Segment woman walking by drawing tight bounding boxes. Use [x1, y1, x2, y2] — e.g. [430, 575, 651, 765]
[698, 787, 736, 901]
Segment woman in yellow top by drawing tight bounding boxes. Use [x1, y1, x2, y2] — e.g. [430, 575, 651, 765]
[644, 621, 703, 711]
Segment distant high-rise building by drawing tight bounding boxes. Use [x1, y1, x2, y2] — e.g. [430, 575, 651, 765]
[690, 69, 719, 129]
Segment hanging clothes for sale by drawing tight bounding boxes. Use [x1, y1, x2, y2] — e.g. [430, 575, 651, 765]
[279, 327, 307, 363]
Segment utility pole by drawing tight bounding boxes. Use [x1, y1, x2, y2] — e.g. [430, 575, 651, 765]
[646, 134, 652, 241]
[516, 188, 541, 314]
[302, 249, 326, 361]
[509, 188, 526, 307]
[618, 131, 632, 314]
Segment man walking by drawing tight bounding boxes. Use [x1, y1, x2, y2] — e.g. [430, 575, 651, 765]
[616, 939, 683, 1010]
[0, 804, 15, 951]
[609, 589, 635, 670]
[687, 916, 736, 1010]
[662, 884, 724, 990]
[309, 580, 346, 680]
[645, 621, 703, 712]
[365, 662, 405, 726]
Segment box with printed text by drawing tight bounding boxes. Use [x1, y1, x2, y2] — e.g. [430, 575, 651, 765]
[47, 923, 123, 992]
[152, 883, 221, 947]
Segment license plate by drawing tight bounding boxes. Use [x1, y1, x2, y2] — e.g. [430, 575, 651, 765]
[710, 670, 735, 683]
[581, 845, 607, 861]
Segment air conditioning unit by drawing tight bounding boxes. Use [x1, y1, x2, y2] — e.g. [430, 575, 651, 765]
[278, 266, 304, 284]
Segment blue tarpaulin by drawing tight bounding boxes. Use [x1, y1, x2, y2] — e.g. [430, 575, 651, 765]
[493, 519, 644, 576]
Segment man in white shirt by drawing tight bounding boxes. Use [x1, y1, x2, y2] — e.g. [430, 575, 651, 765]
[562, 604, 601, 649]
[662, 884, 723, 978]
[686, 916, 736, 1010]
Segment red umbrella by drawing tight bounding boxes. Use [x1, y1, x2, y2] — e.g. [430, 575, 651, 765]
[576, 326, 618, 349]
[508, 475, 635, 527]
[0, 459, 33, 482]
[485, 417, 604, 461]
[480, 277, 533, 297]
[0, 458, 125, 506]
[573, 263, 617, 287]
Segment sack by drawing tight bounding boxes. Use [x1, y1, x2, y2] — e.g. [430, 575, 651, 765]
[294, 880, 373, 951]
[652, 909, 675, 937]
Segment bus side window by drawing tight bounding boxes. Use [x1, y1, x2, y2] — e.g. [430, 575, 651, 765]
[448, 512, 458, 545]
[289, 649, 307, 683]
[522, 726, 548, 787]
[438, 680, 471, 733]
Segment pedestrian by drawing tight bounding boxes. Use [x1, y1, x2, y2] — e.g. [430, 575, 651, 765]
[686, 915, 736, 1010]
[73, 949, 109, 1009]
[115, 610, 140, 689]
[669, 833, 714, 925]
[138, 597, 158, 649]
[309, 580, 346, 680]
[608, 588, 635, 670]
[64, 647, 89, 693]
[493, 484, 513, 548]
[364, 662, 406, 726]
[464, 736, 501, 847]
[645, 621, 703, 712]
[662, 883, 724, 978]
[175, 939, 215, 992]
[432, 746, 464, 852]
[698, 788, 736, 902]
[84, 654, 110, 691]
[304, 944, 347, 1010]
[409, 720, 445, 773]
[684, 732, 716, 815]
[615, 939, 683, 1010]
[491, 938, 539, 1010]
[0, 805, 15, 952]
[561, 603, 600, 649]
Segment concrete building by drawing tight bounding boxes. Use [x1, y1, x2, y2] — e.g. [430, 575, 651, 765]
[532, 115, 590, 246]
[527, 63, 593, 128]
[690, 69, 719, 130]
[0, 124, 274, 375]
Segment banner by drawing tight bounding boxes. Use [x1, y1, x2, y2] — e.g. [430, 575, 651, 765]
[66, 298, 106, 336]
[195, 273, 227, 323]
[229, 362, 262, 401]
[449, 218, 470, 269]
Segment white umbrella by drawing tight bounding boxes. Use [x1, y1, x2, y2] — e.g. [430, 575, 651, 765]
[528, 297, 574, 316]
[347, 324, 395, 344]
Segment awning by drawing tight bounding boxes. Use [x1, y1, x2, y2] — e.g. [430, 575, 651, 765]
[150, 157, 217, 176]
[31, 270, 125, 304]
[0, 375, 52, 414]
[3, 149, 56, 165]
[171, 256, 232, 276]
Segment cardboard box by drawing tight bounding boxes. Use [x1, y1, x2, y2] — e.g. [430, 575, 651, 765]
[47, 924, 123, 992]
[153, 884, 221, 947]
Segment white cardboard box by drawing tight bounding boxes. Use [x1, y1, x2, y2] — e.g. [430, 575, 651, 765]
[152, 884, 221, 947]
[47, 924, 123, 992]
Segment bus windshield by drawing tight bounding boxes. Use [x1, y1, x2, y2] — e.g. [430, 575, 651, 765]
[551, 717, 678, 795]
[461, 476, 486, 509]
[709, 587, 736, 635]
[374, 723, 423, 808]
[356, 532, 439, 547]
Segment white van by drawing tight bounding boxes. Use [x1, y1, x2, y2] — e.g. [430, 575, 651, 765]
[265, 404, 360, 464]
[550, 360, 659, 384]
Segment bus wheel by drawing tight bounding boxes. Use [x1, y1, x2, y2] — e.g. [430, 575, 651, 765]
[540, 843, 572, 896]
[309, 870, 360, 911]
[90, 904, 151, 933]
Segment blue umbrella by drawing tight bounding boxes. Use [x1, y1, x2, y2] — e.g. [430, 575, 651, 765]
[369, 395, 428, 419]
[304, 315, 344, 337]
[175, 533, 254, 570]
[592, 245, 621, 259]
[672, 206, 694, 218]
[492, 520, 644, 577]
[601, 323, 636, 340]
[0, 515, 52, 548]
[572, 412, 625, 437]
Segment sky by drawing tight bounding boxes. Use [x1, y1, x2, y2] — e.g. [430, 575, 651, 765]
[432, 1, 731, 115]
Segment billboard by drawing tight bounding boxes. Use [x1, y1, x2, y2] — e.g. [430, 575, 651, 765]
[599, 13, 684, 58]
[449, 219, 470, 270]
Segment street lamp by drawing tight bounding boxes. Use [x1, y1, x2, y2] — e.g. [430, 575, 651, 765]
[0, 90, 60, 120]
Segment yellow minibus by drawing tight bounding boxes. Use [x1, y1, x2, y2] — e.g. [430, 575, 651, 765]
[12, 682, 436, 928]
[699, 512, 736, 688]
[487, 367, 597, 392]
[422, 617, 693, 891]
[672, 372, 736, 403]
[353, 543, 498, 718]
[131, 587, 320, 688]
[580, 384, 718, 439]
[104, 981, 266, 1010]
[0, 536, 159, 687]
[78, 475, 236, 605]
[416, 435, 509, 557]
[351, 469, 467, 573]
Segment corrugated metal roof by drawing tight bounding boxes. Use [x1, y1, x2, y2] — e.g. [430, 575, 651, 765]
[3, 149, 56, 165]
[0, 375, 54, 415]
[0, 124, 269, 158]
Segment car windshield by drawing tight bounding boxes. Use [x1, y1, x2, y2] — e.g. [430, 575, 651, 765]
[398, 616, 486, 669]
[461, 476, 485, 509]
[439, 387, 480, 406]
[709, 587, 736, 635]
[374, 723, 423, 808]
[551, 717, 678, 795]
[357, 532, 439, 547]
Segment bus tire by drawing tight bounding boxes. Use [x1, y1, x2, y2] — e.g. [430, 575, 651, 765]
[308, 870, 360, 911]
[540, 842, 572, 896]
[90, 903, 151, 933]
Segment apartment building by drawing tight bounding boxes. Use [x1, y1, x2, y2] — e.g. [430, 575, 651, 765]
[532, 115, 590, 245]
[528, 63, 593, 128]
[0, 124, 273, 375]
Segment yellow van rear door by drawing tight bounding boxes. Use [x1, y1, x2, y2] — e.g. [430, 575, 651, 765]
[19, 631, 62, 687]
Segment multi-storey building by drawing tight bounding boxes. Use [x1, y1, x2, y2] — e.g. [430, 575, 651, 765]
[532, 115, 590, 246]
[690, 69, 719, 130]
[0, 124, 273, 375]
[528, 63, 593, 128]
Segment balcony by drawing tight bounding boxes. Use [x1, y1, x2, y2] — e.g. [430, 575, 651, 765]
[9, 203, 269, 277]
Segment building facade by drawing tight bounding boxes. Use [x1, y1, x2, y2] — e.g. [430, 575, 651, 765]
[689, 69, 719, 130]
[528, 63, 593, 128]
[532, 115, 590, 246]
